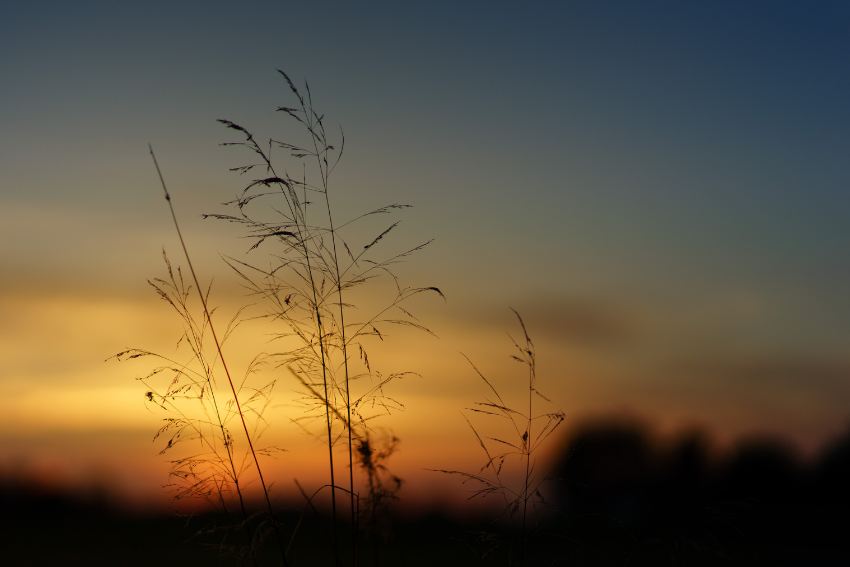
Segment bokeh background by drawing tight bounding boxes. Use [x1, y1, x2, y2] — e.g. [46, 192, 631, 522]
[3, 0, 850, 518]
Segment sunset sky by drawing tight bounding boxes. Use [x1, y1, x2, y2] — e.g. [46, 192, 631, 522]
[3, 1, 850, 512]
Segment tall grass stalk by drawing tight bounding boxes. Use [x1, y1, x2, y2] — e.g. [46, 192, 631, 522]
[213, 70, 442, 564]
[151, 147, 288, 565]
[432, 309, 564, 566]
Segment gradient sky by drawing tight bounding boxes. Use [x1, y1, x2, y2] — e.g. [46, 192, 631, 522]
[3, 1, 850, 511]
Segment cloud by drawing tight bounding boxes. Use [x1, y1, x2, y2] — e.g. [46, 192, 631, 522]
[512, 297, 649, 347]
[668, 353, 850, 405]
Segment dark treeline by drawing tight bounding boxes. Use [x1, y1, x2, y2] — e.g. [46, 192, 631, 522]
[5, 419, 850, 565]
[544, 418, 850, 565]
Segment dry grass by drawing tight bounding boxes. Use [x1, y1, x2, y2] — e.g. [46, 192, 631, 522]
[113, 70, 567, 567]
[114, 71, 443, 566]
[429, 309, 565, 566]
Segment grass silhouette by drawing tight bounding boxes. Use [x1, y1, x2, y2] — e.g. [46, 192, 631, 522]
[430, 309, 565, 565]
[115, 71, 444, 566]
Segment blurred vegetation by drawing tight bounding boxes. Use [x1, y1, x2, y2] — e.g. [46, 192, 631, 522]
[6, 417, 850, 565]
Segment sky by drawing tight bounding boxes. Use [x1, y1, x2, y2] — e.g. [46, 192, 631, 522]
[2, 1, 850, 512]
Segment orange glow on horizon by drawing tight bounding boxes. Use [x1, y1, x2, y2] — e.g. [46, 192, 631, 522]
[4, 286, 850, 513]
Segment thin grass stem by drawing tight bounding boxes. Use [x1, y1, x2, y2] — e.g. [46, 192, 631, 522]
[149, 146, 290, 567]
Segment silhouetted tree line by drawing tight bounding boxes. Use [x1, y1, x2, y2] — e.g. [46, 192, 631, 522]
[6, 419, 850, 565]
[546, 418, 850, 565]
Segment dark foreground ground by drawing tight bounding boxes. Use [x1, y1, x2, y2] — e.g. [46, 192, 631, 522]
[5, 419, 850, 566]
